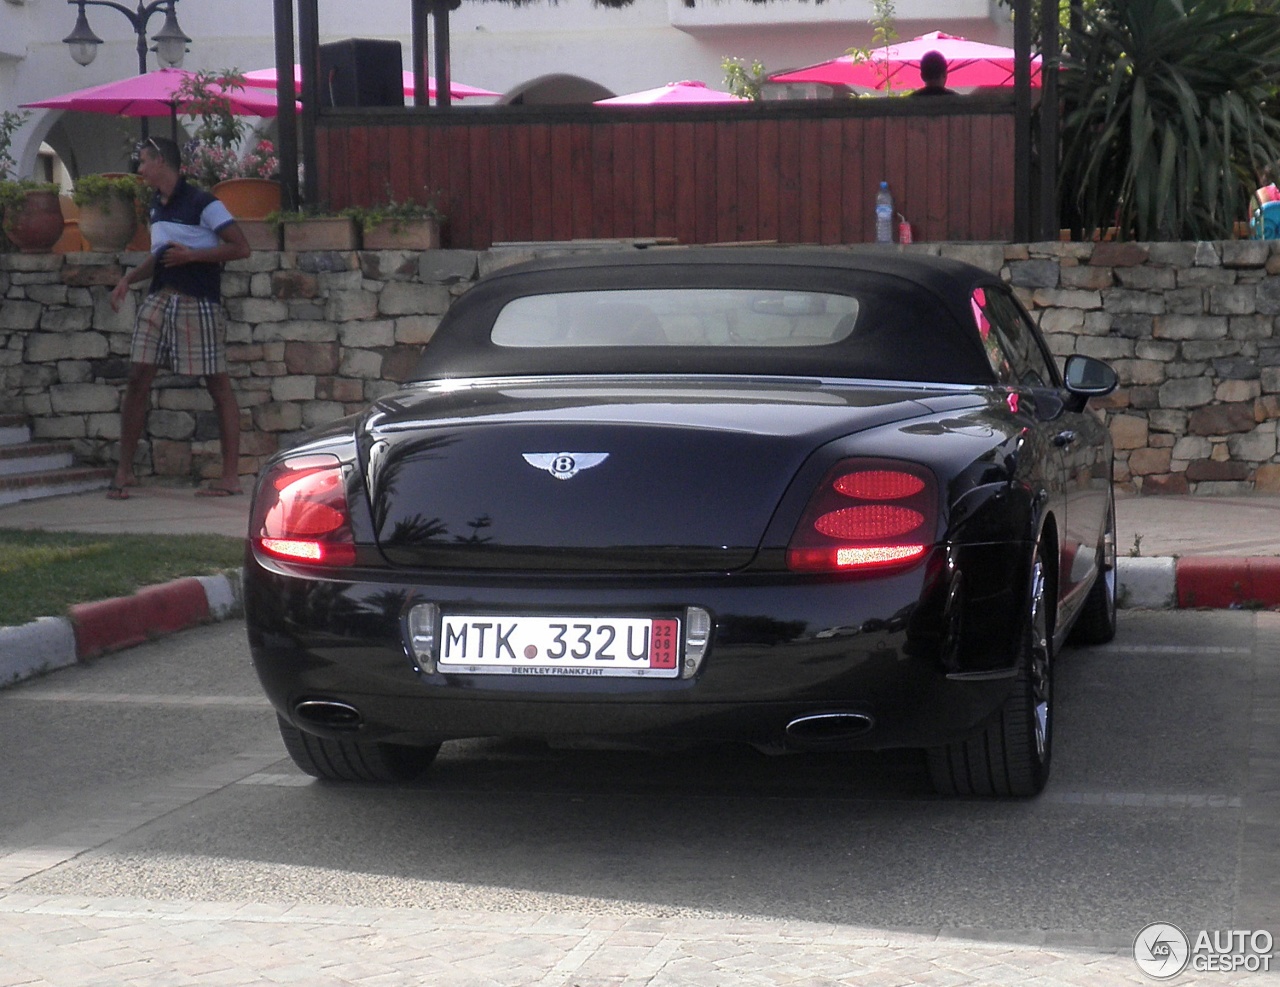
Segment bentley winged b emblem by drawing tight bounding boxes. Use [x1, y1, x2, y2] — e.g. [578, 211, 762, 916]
[522, 452, 610, 480]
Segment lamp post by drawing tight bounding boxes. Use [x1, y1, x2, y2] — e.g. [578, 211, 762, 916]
[63, 0, 192, 138]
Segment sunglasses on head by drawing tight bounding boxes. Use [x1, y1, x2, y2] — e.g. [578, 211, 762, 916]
[131, 137, 162, 162]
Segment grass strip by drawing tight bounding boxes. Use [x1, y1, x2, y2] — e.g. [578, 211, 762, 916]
[0, 529, 244, 627]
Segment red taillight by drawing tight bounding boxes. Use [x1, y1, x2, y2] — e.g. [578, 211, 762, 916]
[787, 459, 936, 573]
[832, 470, 925, 500]
[252, 455, 357, 567]
[814, 505, 925, 540]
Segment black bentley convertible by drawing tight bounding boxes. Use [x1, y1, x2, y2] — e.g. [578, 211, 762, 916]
[245, 247, 1118, 797]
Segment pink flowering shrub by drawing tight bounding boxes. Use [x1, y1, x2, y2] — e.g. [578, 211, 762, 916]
[183, 142, 237, 186]
[241, 140, 279, 180]
[183, 139, 279, 186]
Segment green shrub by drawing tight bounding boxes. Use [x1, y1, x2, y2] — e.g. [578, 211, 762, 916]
[341, 189, 445, 232]
[0, 179, 60, 215]
[72, 173, 145, 208]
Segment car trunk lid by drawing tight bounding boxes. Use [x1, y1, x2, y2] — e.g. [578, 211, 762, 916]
[361, 377, 951, 572]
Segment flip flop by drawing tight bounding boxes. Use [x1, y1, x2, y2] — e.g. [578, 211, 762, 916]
[196, 483, 243, 497]
[106, 482, 131, 500]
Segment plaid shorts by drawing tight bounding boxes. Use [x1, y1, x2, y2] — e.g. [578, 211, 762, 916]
[131, 289, 227, 376]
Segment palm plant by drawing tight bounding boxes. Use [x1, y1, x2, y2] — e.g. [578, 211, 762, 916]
[1059, 0, 1280, 241]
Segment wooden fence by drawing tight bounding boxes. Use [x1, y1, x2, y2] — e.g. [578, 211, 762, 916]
[316, 93, 1018, 249]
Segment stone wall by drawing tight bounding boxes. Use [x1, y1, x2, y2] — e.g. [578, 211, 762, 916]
[3, 239, 1280, 495]
[1003, 238, 1280, 495]
[0, 247, 478, 484]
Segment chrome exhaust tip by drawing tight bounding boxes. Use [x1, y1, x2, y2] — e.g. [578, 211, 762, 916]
[294, 699, 362, 731]
[785, 712, 875, 747]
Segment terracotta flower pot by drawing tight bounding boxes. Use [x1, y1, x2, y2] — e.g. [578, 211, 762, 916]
[95, 174, 150, 250]
[78, 197, 139, 252]
[238, 219, 281, 251]
[213, 178, 282, 221]
[361, 217, 441, 250]
[4, 190, 65, 253]
[281, 216, 358, 251]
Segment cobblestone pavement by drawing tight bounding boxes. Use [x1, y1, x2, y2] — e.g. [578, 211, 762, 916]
[0, 895, 1163, 987]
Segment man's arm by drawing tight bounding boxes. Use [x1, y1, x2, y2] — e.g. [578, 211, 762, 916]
[110, 253, 158, 312]
[159, 221, 252, 267]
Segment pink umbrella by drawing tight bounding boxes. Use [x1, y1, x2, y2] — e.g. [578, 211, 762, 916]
[595, 80, 749, 105]
[242, 65, 499, 101]
[770, 32, 1042, 91]
[21, 67, 290, 118]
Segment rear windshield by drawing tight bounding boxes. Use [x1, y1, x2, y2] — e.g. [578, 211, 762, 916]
[413, 264, 997, 385]
[491, 289, 860, 349]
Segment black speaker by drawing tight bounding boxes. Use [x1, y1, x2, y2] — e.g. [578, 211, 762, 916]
[317, 39, 405, 108]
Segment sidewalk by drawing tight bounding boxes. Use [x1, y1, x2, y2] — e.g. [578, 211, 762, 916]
[1116, 492, 1280, 609]
[2, 485, 1279, 688]
[0, 482, 251, 540]
[1114, 492, 1280, 559]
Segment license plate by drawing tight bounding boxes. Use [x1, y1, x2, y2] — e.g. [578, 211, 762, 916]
[437, 615, 681, 678]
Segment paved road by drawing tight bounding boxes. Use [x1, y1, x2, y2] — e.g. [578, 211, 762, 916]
[0, 611, 1276, 985]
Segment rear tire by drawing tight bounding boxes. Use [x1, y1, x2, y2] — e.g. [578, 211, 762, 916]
[277, 715, 441, 782]
[1068, 490, 1117, 645]
[927, 545, 1053, 797]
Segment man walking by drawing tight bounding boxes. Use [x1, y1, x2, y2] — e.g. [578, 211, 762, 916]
[108, 136, 250, 499]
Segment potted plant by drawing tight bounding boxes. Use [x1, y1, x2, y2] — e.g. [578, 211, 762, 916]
[234, 207, 282, 251]
[0, 179, 64, 254]
[178, 68, 249, 161]
[179, 69, 282, 222]
[269, 208, 359, 251]
[345, 189, 445, 250]
[72, 173, 145, 251]
[0, 110, 63, 254]
[207, 140, 282, 221]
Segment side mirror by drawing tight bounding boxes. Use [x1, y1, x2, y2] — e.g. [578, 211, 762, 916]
[1063, 355, 1118, 396]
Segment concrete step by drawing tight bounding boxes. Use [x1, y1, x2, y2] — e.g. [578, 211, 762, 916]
[0, 466, 114, 508]
[0, 415, 30, 449]
[0, 417, 113, 507]
[0, 440, 75, 478]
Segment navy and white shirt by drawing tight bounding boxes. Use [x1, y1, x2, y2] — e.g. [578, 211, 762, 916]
[147, 177, 235, 302]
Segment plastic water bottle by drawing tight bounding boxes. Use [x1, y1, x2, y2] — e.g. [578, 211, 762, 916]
[875, 181, 894, 243]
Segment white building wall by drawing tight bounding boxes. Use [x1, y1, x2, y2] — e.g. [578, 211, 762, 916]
[1, 0, 1006, 178]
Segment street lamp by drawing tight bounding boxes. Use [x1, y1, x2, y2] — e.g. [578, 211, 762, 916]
[63, 1, 192, 75]
[63, 0, 192, 139]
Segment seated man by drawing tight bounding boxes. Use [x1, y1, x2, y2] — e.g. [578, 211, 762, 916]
[912, 51, 958, 96]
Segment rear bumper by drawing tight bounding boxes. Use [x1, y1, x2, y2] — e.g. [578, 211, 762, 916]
[263, 677, 1018, 753]
[244, 548, 1022, 752]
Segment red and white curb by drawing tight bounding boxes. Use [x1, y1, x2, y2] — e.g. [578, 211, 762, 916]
[1116, 558, 1178, 610]
[0, 570, 242, 688]
[1117, 557, 1280, 610]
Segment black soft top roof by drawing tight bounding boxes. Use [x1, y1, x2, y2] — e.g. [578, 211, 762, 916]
[411, 247, 1004, 385]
